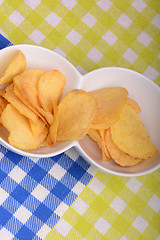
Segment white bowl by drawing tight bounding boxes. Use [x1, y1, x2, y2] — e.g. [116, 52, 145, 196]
[0, 45, 160, 177]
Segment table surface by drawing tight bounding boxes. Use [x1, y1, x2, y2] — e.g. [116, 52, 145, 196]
[0, 1, 160, 240]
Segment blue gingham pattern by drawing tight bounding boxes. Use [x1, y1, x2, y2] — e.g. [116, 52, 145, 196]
[0, 146, 94, 240]
[0, 34, 94, 240]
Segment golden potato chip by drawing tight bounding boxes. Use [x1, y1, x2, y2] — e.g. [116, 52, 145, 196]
[40, 139, 50, 147]
[3, 84, 38, 124]
[1, 104, 48, 150]
[0, 95, 8, 125]
[13, 69, 44, 108]
[110, 105, 158, 159]
[87, 129, 111, 161]
[127, 98, 141, 114]
[37, 107, 53, 125]
[0, 50, 26, 86]
[14, 70, 54, 125]
[29, 119, 46, 137]
[38, 70, 66, 114]
[90, 87, 128, 129]
[0, 96, 8, 112]
[14, 83, 49, 125]
[57, 89, 97, 141]
[99, 129, 110, 158]
[47, 100, 59, 146]
[0, 89, 5, 96]
[105, 129, 142, 167]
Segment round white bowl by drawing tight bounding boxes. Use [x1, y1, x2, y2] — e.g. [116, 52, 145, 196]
[0, 45, 160, 177]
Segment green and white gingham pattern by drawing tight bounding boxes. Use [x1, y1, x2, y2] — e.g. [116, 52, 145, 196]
[0, 0, 159, 85]
[46, 169, 160, 239]
[0, 0, 160, 239]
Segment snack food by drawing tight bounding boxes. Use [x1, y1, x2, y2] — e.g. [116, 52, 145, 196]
[90, 87, 128, 129]
[38, 70, 66, 114]
[0, 50, 158, 167]
[3, 84, 39, 124]
[0, 50, 26, 86]
[0, 95, 8, 126]
[110, 104, 158, 159]
[57, 89, 97, 141]
[47, 100, 59, 146]
[1, 104, 48, 150]
[87, 129, 110, 161]
[126, 98, 141, 114]
[105, 129, 142, 167]
[14, 69, 54, 125]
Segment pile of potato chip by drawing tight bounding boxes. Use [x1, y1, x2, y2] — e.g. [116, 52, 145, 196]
[0, 50, 158, 167]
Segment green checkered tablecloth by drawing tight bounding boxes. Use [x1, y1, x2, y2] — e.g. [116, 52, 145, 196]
[0, 0, 160, 239]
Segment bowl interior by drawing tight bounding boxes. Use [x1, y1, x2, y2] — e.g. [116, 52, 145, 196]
[78, 68, 160, 176]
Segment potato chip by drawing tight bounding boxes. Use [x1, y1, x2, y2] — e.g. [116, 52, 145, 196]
[127, 98, 141, 114]
[0, 95, 8, 125]
[0, 89, 5, 96]
[87, 129, 111, 161]
[0, 50, 26, 86]
[14, 83, 49, 125]
[105, 129, 142, 167]
[29, 119, 46, 137]
[13, 69, 44, 108]
[110, 105, 158, 159]
[47, 100, 59, 146]
[3, 83, 38, 124]
[0, 96, 8, 112]
[38, 70, 66, 114]
[40, 139, 50, 147]
[57, 89, 97, 141]
[1, 104, 48, 150]
[99, 129, 110, 158]
[13, 70, 54, 125]
[90, 87, 128, 129]
[37, 107, 53, 125]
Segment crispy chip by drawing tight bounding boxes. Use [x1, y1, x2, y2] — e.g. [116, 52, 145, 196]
[14, 70, 53, 125]
[40, 139, 50, 147]
[14, 83, 49, 125]
[1, 104, 48, 150]
[13, 69, 44, 108]
[0, 89, 5, 96]
[105, 129, 142, 167]
[0, 50, 26, 86]
[3, 84, 38, 124]
[0, 95, 8, 125]
[127, 98, 141, 114]
[38, 70, 66, 113]
[111, 105, 158, 159]
[87, 129, 111, 161]
[47, 100, 59, 146]
[29, 119, 46, 137]
[57, 89, 97, 141]
[99, 129, 111, 158]
[37, 107, 53, 125]
[0, 96, 8, 112]
[90, 87, 128, 129]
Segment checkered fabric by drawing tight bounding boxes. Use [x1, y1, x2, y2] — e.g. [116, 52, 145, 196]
[0, 0, 159, 86]
[0, 143, 95, 239]
[46, 170, 160, 239]
[0, 0, 160, 240]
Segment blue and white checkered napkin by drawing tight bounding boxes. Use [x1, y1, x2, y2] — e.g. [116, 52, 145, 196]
[0, 34, 95, 240]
